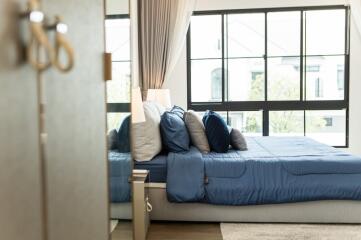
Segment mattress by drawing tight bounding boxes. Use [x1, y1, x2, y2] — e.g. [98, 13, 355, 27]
[134, 154, 167, 183]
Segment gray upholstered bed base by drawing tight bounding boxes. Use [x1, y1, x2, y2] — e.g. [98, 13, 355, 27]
[111, 183, 361, 223]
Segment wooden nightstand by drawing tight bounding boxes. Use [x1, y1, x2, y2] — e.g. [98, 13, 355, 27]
[131, 169, 150, 240]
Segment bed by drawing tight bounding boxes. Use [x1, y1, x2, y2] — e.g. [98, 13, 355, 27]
[110, 136, 361, 223]
[108, 151, 132, 202]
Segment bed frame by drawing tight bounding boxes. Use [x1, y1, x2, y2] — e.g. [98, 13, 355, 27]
[111, 183, 361, 223]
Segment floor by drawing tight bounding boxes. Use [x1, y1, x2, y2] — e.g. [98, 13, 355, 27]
[111, 221, 223, 240]
[111, 221, 361, 240]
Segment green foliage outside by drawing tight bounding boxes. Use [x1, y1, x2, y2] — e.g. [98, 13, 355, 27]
[245, 69, 326, 134]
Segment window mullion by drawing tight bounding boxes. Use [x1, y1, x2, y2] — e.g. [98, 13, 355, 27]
[221, 14, 225, 105]
[264, 12, 269, 136]
[263, 110, 269, 136]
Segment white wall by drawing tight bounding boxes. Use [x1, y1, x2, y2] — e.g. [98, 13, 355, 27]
[348, 17, 361, 155]
[106, 0, 128, 15]
[164, 0, 361, 155]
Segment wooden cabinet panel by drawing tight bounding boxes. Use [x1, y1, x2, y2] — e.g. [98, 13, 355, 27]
[41, 0, 109, 240]
[0, 1, 45, 240]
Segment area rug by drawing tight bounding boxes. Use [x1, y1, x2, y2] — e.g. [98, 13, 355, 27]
[221, 223, 361, 240]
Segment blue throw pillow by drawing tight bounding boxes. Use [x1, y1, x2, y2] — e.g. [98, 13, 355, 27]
[202, 111, 230, 153]
[107, 129, 118, 150]
[117, 115, 131, 152]
[171, 105, 185, 119]
[160, 111, 190, 152]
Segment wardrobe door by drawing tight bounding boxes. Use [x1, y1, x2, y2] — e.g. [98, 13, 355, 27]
[41, 0, 109, 240]
[0, 1, 45, 240]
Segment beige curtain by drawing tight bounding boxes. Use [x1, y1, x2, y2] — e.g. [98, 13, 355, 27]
[138, 0, 196, 98]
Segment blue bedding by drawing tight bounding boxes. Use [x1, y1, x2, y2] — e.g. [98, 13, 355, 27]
[134, 154, 168, 182]
[108, 151, 132, 203]
[167, 137, 361, 205]
[109, 152, 168, 203]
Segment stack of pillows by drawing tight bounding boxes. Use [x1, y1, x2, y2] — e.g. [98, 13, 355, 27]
[132, 101, 248, 162]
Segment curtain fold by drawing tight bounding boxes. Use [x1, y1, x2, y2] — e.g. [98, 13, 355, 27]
[138, 0, 196, 98]
[164, 0, 197, 83]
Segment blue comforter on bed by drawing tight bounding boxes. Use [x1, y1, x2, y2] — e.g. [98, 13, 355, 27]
[166, 137, 361, 205]
[109, 151, 132, 202]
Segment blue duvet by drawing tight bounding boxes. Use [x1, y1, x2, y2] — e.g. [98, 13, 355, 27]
[108, 151, 132, 202]
[167, 137, 361, 205]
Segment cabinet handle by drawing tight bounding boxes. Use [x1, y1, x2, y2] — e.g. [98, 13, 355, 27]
[20, 0, 74, 73]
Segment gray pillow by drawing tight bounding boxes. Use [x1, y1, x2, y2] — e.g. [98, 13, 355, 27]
[131, 101, 163, 161]
[230, 128, 248, 151]
[184, 110, 210, 153]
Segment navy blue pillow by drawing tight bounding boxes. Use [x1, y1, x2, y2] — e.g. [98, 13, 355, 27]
[107, 129, 118, 150]
[160, 111, 190, 152]
[117, 115, 131, 152]
[202, 111, 230, 153]
[171, 105, 185, 119]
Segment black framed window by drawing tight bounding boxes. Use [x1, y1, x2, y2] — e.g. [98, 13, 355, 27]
[187, 6, 350, 147]
[105, 15, 131, 131]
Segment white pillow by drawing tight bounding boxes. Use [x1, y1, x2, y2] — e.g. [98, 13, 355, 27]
[131, 101, 164, 161]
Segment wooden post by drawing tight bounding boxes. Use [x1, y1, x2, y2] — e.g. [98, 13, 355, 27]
[132, 169, 150, 240]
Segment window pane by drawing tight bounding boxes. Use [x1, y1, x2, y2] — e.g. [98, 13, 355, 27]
[227, 13, 265, 57]
[191, 15, 222, 59]
[228, 111, 263, 136]
[305, 56, 345, 100]
[106, 62, 131, 103]
[191, 59, 222, 102]
[268, 57, 300, 100]
[306, 110, 346, 146]
[268, 11, 300, 56]
[306, 10, 345, 55]
[105, 18, 130, 61]
[227, 58, 265, 101]
[269, 111, 304, 136]
[107, 113, 130, 132]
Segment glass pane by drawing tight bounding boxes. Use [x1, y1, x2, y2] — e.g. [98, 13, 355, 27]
[105, 18, 130, 61]
[306, 110, 346, 146]
[306, 9, 345, 55]
[268, 57, 300, 100]
[305, 56, 345, 100]
[191, 59, 222, 102]
[227, 58, 265, 101]
[191, 15, 222, 59]
[107, 113, 130, 132]
[227, 13, 265, 57]
[269, 111, 304, 136]
[228, 111, 263, 136]
[267, 11, 301, 56]
[106, 62, 131, 103]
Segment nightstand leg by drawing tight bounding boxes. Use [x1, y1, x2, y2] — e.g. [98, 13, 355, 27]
[132, 170, 150, 240]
